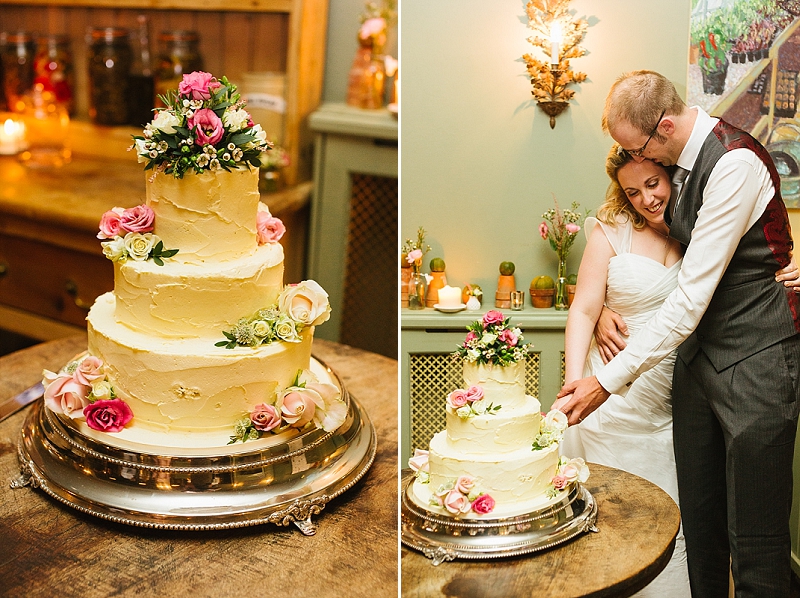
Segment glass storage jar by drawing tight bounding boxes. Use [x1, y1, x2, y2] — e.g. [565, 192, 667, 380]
[87, 27, 132, 125]
[1, 31, 36, 112]
[33, 34, 74, 115]
[154, 30, 201, 104]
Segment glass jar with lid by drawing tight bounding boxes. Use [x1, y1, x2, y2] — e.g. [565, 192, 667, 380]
[87, 27, 132, 125]
[154, 30, 202, 104]
[33, 34, 74, 115]
[1, 31, 37, 112]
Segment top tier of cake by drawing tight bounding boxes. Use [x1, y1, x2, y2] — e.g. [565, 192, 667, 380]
[463, 361, 527, 410]
[147, 167, 261, 265]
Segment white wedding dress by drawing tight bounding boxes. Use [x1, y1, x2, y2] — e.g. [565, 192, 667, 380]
[561, 217, 690, 597]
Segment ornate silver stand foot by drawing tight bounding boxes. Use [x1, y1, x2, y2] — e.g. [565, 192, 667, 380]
[10, 471, 31, 489]
[424, 546, 456, 566]
[293, 516, 318, 536]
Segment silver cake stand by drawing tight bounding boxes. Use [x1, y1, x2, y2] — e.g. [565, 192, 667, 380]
[11, 356, 376, 536]
[401, 471, 599, 565]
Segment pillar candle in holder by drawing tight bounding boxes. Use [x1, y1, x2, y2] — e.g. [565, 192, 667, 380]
[437, 285, 462, 308]
[511, 290, 525, 311]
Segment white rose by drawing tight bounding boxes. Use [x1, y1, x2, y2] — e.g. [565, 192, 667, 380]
[544, 409, 568, 433]
[278, 280, 331, 327]
[252, 320, 271, 338]
[223, 107, 250, 132]
[481, 333, 497, 345]
[152, 109, 179, 134]
[249, 123, 268, 147]
[102, 236, 127, 262]
[123, 232, 157, 261]
[471, 399, 487, 415]
[91, 380, 113, 400]
[456, 405, 472, 419]
[275, 314, 300, 342]
[134, 138, 149, 163]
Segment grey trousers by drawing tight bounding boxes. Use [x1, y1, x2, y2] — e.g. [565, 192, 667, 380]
[672, 335, 800, 598]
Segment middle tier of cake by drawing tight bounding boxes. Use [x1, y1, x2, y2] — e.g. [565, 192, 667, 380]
[444, 395, 542, 453]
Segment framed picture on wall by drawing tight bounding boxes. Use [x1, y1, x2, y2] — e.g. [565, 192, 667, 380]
[689, 0, 800, 207]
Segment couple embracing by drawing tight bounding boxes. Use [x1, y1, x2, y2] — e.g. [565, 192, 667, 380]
[555, 70, 800, 597]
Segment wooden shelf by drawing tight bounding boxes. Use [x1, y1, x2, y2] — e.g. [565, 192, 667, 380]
[0, 0, 294, 12]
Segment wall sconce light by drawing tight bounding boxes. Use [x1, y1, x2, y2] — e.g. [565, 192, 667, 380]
[523, 0, 588, 129]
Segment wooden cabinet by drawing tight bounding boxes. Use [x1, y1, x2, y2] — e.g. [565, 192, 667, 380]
[0, 0, 327, 340]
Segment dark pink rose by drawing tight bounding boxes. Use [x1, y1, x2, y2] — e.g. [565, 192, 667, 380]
[482, 310, 504, 328]
[471, 494, 496, 514]
[84, 399, 133, 432]
[552, 474, 568, 490]
[465, 385, 484, 403]
[188, 108, 224, 146]
[446, 389, 469, 409]
[464, 331, 478, 345]
[98, 207, 124, 239]
[120, 205, 155, 234]
[499, 329, 518, 347]
[539, 222, 549, 240]
[256, 211, 286, 244]
[178, 71, 220, 100]
[250, 403, 281, 432]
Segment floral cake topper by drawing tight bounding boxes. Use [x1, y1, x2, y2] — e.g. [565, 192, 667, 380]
[453, 310, 528, 366]
[131, 71, 272, 179]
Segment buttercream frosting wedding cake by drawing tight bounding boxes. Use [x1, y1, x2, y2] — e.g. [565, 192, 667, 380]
[408, 311, 589, 519]
[41, 72, 345, 455]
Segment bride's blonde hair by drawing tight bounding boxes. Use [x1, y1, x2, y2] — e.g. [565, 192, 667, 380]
[596, 143, 648, 230]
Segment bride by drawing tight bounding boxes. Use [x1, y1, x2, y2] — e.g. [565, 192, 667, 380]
[559, 144, 800, 597]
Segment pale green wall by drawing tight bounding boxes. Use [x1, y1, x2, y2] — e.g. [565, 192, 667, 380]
[400, 0, 691, 294]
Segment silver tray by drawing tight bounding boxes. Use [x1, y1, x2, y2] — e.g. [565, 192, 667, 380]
[12, 357, 377, 535]
[400, 472, 598, 564]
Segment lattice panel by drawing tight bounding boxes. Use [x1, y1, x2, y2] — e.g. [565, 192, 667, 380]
[409, 352, 542, 453]
[339, 173, 398, 359]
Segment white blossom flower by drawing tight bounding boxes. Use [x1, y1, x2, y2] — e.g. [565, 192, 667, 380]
[101, 236, 127, 262]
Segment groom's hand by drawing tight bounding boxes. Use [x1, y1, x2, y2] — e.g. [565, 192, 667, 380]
[553, 376, 611, 426]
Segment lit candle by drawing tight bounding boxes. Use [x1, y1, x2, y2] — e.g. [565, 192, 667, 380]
[550, 21, 563, 66]
[437, 285, 462, 308]
[0, 118, 26, 155]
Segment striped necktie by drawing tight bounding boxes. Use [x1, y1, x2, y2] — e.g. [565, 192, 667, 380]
[669, 167, 690, 221]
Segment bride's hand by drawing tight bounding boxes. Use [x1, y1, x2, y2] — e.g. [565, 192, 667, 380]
[776, 255, 800, 293]
[594, 305, 629, 363]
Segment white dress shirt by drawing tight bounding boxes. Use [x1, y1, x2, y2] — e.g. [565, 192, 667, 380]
[596, 107, 777, 394]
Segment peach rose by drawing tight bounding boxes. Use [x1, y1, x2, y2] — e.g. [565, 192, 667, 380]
[455, 475, 475, 494]
[73, 356, 105, 386]
[278, 280, 331, 327]
[42, 369, 90, 418]
[250, 403, 281, 432]
[279, 390, 316, 428]
[444, 489, 471, 515]
[446, 389, 469, 410]
[256, 210, 286, 244]
[408, 448, 429, 473]
[464, 385, 484, 403]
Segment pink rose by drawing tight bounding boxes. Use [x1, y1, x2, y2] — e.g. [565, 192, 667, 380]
[250, 403, 281, 432]
[539, 222, 549, 240]
[446, 389, 469, 409]
[280, 390, 316, 427]
[406, 249, 422, 265]
[471, 494, 496, 515]
[464, 385, 484, 403]
[120, 205, 155, 234]
[359, 17, 386, 40]
[188, 108, 225, 146]
[42, 370, 90, 418]
[566, 223, 581, 234]
[408, 448, 429, 473]
[256, 211, 286, 244]
[444, 489, 471, 515]
[97, 207, 124, 239]
[73, 356, 105, 386]
[178, 71, 220, 100]
[499, 329, 518, 347]
[84, 399, 133, 432]
[455, 475, 475, 494]
[552, 474, 568, 490]
[464, 331, 478, 344]
[482, 310, 504, 327]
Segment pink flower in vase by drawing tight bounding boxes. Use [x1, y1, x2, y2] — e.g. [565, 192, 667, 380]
[539, 222, 549, 240]
[256, 211, 286, 244]
[178, 71, 220, 100]
[119, 205, 155, 234]
[566, 223, 581, 234]
[98, 207, 125, 239]
[188, 108, 225, 146]
[471, 494, 496, 515]
[482, 310, 504, 327]
[406, 249, 423, 266]
[84, 399, 133, 432]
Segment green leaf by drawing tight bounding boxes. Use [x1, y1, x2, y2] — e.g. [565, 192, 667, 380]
[229, 132, 255, 145]
[152, 256, 164, 266]
[215, 341, 230, 347]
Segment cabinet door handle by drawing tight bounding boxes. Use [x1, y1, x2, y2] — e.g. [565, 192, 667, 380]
[65, 280, 92, 311]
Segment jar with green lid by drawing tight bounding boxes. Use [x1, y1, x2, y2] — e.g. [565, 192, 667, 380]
[87, 27, 132, 125]
[155, 30, 202, 104]
[1, 31, 36, 112]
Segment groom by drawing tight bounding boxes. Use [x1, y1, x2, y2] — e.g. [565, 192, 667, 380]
[554, 70, 800, 597]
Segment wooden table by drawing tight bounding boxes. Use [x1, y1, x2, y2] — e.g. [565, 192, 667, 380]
[401, 463, 680, 598]
[0, 336, 398, 598]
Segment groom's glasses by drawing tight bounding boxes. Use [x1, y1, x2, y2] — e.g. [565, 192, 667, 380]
[625, 109, 666, 158]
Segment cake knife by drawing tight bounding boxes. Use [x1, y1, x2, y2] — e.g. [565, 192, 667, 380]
[0, 381, 44, 422]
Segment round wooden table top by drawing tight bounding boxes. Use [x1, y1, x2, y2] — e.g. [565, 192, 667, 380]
[0, 335, 398, 598]
[401, 463, 680, 598]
